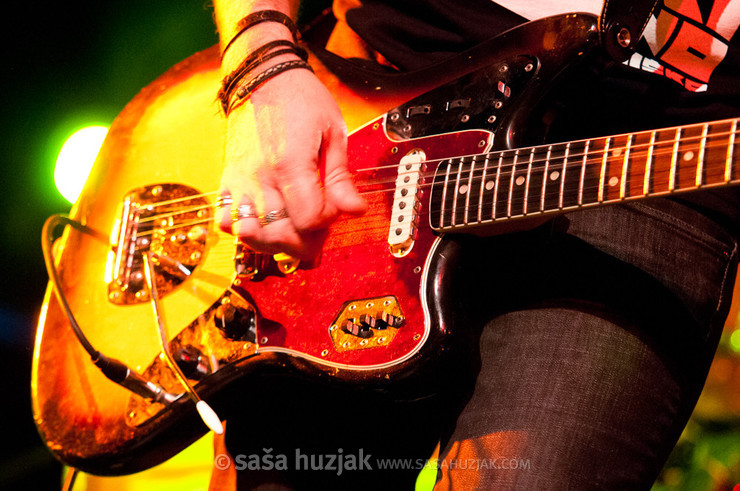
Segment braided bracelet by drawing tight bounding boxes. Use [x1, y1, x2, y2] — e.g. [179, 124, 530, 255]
[218, 40, 308, 113]
[221, 10, 299, 60]
[225, 59, 314, 115]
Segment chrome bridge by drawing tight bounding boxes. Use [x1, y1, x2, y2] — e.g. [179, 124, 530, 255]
[106, 183, 212, 305]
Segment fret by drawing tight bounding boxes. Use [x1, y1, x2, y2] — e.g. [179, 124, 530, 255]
[674, 123, 703, 192]
[597, 137, 611, 202]
[439, 160, 452, 228]
[450, 157, 476, 227]
[669, 127, 681, 191]
[427, 159, 446, 229]
[495, 150, 516, 219]
[627, 130, 650, 198]
[522, 148, 534, 215]
[463, 157, 476, 224]
[727, 119, 737, 182]
[561, 141, 584, 208]
[581, 138, 602, 206]
[477, 153, 496, 223]
[477, 154, 488, 223]
[619, 134, 632, 199]
[559, 142, 570, 209]
[601, 135, 631, 202]
[450, 160, 462, 226]
[704, 121, 735, 185]
[578, 139, 589, 205]
[525, 146, 549, 215]
[696, 123, 708, 187]
[492, 152, 503, 219]
[650, 129, 677, 194]
[643, 131, 656, 195]
[506, 150, 520, 218]
[540, 145, 552, 212]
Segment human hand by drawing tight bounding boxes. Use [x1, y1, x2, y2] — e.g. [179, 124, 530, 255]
[216, 66, 366, 260]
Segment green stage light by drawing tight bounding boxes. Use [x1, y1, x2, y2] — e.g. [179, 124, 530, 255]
[730, 328, 740, 353]
[54, 126, 108, 204]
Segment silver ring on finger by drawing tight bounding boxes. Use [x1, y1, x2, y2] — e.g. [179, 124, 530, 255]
[231, 203, 258, 222]
[215, 195, 233, 210]
[259, 208, 289, 226]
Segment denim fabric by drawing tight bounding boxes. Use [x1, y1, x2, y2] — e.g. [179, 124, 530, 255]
[436, 199, 738, 489]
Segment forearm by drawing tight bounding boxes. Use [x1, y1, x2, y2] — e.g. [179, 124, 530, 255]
[213, 0, 301, 70]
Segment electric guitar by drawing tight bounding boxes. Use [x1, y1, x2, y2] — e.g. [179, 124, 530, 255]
[32, 13, 740, 475]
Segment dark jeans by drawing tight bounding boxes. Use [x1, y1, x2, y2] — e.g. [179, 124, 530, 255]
[436, 199, 738, 489]
[214, 198, 738, 490]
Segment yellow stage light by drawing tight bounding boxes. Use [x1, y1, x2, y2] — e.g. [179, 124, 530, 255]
[55, 126, 108, 204]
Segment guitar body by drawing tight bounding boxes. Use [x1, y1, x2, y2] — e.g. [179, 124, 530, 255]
[32, 15, 602, 474]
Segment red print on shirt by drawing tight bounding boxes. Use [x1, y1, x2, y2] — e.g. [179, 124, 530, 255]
[628, 0, 740, 91]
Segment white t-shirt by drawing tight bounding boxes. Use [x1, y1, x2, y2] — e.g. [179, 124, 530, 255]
[493, 0, 601, 19]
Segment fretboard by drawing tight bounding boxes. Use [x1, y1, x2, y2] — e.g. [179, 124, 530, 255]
[429, 117, 740, 231]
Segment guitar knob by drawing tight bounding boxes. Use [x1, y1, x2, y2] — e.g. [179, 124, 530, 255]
[215, 302, 257, 342]
[174, 346, 210, 381]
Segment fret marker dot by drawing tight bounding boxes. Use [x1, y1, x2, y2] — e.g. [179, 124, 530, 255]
[485, 180, 494, 190]
[683, 151, 694, 161]
[459, 184, 468, 195]
[550, 171, 560, 181]
[515, 176, 525, 186]
[612, 148, 623, 157]
[609, 176, 619, 187]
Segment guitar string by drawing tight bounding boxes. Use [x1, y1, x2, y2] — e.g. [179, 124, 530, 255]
[129, 121, 740, 222]
[132, 157, 734, 240]
[133, 133, 739, 229]
[133, 124, 738, 219]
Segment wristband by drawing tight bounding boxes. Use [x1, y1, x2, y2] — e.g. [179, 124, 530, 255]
[221, 10, 299, 60]
[225, 59, 314, 115]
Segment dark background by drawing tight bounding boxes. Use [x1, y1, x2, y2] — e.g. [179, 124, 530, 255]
[0, 2, 219, 488]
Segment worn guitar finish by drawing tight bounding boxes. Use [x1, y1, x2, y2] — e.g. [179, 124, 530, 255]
[33, 14, 737, 475]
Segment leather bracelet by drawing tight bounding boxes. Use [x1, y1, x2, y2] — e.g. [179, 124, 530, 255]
[218, 40, 308, 113]
[225, 59, 314, 115]
[221, 10, 299, 60]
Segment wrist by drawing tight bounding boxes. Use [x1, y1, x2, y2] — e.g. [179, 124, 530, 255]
[220, 11, 298, 70]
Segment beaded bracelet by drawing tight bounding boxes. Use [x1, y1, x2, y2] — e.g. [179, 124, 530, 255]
[221, 10, 299, 60]
[225, 59, 314, 115]
[218, 40, 308, 113]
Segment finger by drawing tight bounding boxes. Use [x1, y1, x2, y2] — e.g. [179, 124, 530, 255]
[243, 181, 320, 260]
[276, 151, 337, 233]
[322, 122, 367, 216]
[215, 190, 234, 234]
[230, 194, 261, 241]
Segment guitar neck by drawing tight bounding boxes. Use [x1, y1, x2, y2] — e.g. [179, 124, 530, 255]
[430, 117, 740, 231]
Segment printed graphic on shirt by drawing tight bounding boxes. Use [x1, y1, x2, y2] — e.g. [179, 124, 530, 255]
[627, 0, 740, 91]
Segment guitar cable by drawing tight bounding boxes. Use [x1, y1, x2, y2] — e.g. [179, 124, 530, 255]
[142, 252, 223, 434]
[41, 214, 223, 434]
